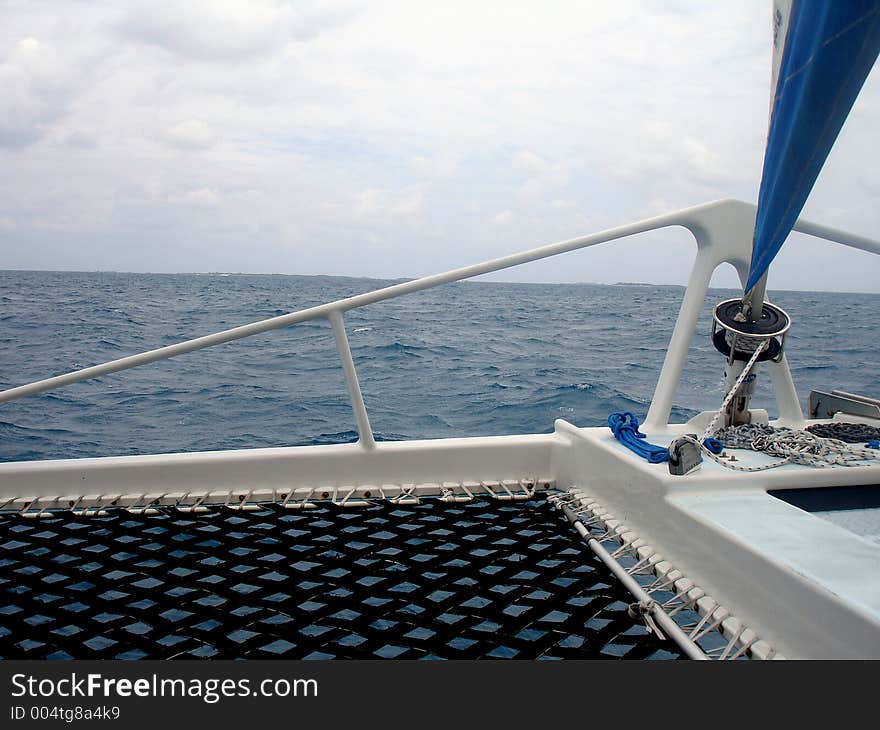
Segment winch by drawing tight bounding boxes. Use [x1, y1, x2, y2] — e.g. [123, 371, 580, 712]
[710, 297, 791, 427]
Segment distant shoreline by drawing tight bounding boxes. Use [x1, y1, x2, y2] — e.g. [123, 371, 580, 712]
[613, 282, 685, 288]
[1, 269, 878, 296]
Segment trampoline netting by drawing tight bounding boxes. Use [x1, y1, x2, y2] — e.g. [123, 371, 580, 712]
[0, 496, 682, 660]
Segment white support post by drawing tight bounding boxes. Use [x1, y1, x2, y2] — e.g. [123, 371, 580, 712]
[767, 355, 805, 428]
[734, 261, 804, 428]
[328, 310, 375, 449]
[644, 251, 718, 431]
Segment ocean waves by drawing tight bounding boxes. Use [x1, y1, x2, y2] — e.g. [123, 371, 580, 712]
[0, 271, 876, 461]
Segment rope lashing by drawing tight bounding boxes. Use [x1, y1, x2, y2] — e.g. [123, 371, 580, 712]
[627, 600, 666, 640]
[607, 412, 721, 464]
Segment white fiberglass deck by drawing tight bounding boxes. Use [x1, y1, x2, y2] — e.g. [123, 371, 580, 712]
[558, 420, 880, 658]
[674, 493, 880, 626]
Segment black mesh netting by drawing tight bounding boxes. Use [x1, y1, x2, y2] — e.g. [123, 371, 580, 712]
[0, 496, 683, 660]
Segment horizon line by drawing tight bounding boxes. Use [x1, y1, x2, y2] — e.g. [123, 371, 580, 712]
[1, 267, 879, 296]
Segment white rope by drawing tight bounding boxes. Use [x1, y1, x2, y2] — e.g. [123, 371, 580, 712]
[724, 330, 767, 357]
[693, 339, 877, 471]
[701, 341, 767, 442]
[0, 480, 549, 515]
[721, 425, 878, 469]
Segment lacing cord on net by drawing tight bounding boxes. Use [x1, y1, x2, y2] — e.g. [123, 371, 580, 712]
[627, 599, 665, 640]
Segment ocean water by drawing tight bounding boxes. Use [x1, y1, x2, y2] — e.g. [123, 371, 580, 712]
[1, 270, 877, 462]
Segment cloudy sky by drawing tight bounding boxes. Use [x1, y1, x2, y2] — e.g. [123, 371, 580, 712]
[2, 0, 878, 291]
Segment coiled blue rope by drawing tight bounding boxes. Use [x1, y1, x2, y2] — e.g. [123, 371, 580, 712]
[607, 412, 723, 463]
[607, 412, 669, 463]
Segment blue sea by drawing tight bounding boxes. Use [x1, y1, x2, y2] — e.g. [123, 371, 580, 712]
[1, 270, 877, 463]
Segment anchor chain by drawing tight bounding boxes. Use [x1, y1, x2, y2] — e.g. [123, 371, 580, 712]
[805, 422, 880, 444]
[714, 424, 878, 469]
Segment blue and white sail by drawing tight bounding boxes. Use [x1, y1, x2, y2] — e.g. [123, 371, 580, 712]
[746, 0, 880, 293]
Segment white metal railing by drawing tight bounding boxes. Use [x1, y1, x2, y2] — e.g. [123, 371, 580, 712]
[2, 199, 878, 448]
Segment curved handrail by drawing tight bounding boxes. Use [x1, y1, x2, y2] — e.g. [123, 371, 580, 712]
[2, 199, 878, 445]
[0, 201, 710, 405]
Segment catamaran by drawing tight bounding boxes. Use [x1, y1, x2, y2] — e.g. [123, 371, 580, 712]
[1, 1, 879, 659]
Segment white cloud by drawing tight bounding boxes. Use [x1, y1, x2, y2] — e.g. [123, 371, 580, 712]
[17, 37, 39, 54]
[513, 150, 571, 201]
[0, 0, 877, 291]
[160, 119, 217, 151]
[411, 151, 461, 180]
[323, 187, 423, 228]
[64, 129, 99, 149]
[118, 1, 297, 60]
[178, 188, 221, 206]
[513, 151, 549, 174]
[0, 37, 80, 148]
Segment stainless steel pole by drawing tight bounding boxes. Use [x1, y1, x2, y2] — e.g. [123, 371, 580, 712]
[740, 271, 768, 324]
[559, 504, 709, 660]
